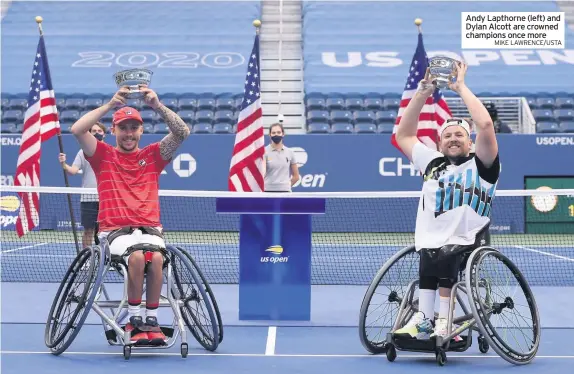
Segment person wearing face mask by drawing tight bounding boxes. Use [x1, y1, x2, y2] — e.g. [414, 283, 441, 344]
[58, 122, 107, 249]
[262, 123, 300, 192]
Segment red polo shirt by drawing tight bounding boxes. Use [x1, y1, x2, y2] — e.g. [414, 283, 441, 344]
[86, 141, 170, 232]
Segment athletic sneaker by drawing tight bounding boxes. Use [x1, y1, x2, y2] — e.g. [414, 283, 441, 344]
[145, 316, 167, 346]
[393, 311, 434, 340]
[431, 318, 463, 342]
[125, 316, 149, 345]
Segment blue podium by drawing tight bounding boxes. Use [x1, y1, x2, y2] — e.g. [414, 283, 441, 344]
[216, 197, 326, 321]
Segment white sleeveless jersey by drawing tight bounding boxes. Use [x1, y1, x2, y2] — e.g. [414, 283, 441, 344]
[411, 142, 500, 251]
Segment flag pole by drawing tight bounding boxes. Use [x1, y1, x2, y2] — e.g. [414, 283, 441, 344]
[415, 17, 422, 33]
[35, 16, 81, 254]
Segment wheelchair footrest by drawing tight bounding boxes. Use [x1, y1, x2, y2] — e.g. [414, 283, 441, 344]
[392, 335, 469, 352]
[160, 326, 175, 338]
[105, 326, 175, 342]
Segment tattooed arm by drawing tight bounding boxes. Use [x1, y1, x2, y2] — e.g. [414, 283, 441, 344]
[139, 86, 191, 161]
[155, 104, 191, 161]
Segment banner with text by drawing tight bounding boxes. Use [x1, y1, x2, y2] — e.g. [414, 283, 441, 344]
[2, 134, 573, 234]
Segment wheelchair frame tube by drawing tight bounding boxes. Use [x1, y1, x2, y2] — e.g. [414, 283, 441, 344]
[90, 254, 188, 348]
[392, 280, 419, 332]
[442, 281, 477, 350]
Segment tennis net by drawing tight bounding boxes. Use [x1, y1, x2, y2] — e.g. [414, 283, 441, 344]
[1, 186, 573, 286]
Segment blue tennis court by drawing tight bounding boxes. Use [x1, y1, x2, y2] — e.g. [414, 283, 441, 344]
[2, 236, 574, 374]
[2, 285, 574, 374]
[2, 241, 574, 285]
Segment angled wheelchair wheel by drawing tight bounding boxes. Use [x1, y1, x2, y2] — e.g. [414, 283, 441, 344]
[167, 245, 220, 351]
[465, 247, 541, 365]
[175, 246, 223, 344]
[359, 245, 420, 354]
[44, 245, 107, 355]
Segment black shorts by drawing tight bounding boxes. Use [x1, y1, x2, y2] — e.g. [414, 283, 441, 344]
[80, 202, 99, 230]
[419, 246, 470, 282]
[419, 224, 491, 282]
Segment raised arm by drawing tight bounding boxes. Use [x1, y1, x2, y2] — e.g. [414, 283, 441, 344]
[70, 88, 127, 157]
[140, 86, 190, 161]
[395, 68, 437, 162]
[448, 62, 498, 167]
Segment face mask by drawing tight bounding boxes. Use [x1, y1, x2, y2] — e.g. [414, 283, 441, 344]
[271, 135, 283, 144]
[93, 133, 104, 141]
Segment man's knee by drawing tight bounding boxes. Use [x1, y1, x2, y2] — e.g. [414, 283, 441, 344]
[150, 252, 164, 267]
[128, 251, 146, 268]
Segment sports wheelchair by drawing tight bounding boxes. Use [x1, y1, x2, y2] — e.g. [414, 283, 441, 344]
[44, 235, 223, 360]
[358, 231, 541, 366]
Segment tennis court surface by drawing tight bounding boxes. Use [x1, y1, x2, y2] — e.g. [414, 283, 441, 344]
[2, 187, 574, 373]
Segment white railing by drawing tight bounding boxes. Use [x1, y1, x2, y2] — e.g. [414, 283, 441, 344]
[278, 0, 283, 115]
[445, 97, 536, 134]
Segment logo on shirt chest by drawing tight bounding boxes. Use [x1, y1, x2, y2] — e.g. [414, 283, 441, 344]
[138, 159, 147, 167]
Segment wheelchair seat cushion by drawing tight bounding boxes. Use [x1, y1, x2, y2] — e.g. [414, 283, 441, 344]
[99, 227, 169, 272]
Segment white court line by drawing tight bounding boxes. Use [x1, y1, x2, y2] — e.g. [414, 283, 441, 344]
[10, 241, 574, 249]
[1, 242, 48, 254]
[515, 245, 574, 263]
[1, 351, 573, 358]
[265, 326, 277, 356]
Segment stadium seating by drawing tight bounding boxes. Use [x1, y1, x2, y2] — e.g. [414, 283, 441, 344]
[0, 92, 250, 134]
[2, 1, 574, 135]
[300, 1, 574, 134]
[302, 92, 574, 134]
[1, 1, 261, 96]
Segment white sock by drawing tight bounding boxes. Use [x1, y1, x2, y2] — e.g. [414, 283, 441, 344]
[128, 304, 141, 318]
[439, 297, 451, 320]
[146, 308, 158, 319]
[418, 289, 436, 320]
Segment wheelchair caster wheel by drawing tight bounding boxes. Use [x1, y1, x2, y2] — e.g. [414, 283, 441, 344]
[385, 344, 396, 362]
[181, 343, 188, 358]
[478, 336, 489, 354]
[123, 345, 131, 360]
[436, 349, 447, 366]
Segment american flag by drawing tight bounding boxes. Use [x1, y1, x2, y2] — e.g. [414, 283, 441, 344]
[391, 32, 452, 152]
[14, 35, 60, 237]
[228, 34, 265, 192]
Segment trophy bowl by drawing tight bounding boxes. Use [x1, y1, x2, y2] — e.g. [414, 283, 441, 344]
[113, 68, 153, 99]
[428, 56, 458, 90]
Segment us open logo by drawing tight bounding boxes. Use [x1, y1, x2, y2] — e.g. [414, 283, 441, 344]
[290, 147, 327, 188]
[260, 245, 289, 263]
[0, 195, 20, 228]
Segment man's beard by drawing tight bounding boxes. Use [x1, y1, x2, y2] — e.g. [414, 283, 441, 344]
[443, 142, 468, 164]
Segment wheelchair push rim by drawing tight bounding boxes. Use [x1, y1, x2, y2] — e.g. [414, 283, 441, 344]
[465, 247, 541, 365]
[359, 245, 420, 354]
[168, 246, 220, 351]
[44, 246, 106, 354]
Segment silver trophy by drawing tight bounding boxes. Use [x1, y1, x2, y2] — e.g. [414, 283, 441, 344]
[428, 56, 458, 90]
[113, 68, 153, 99]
